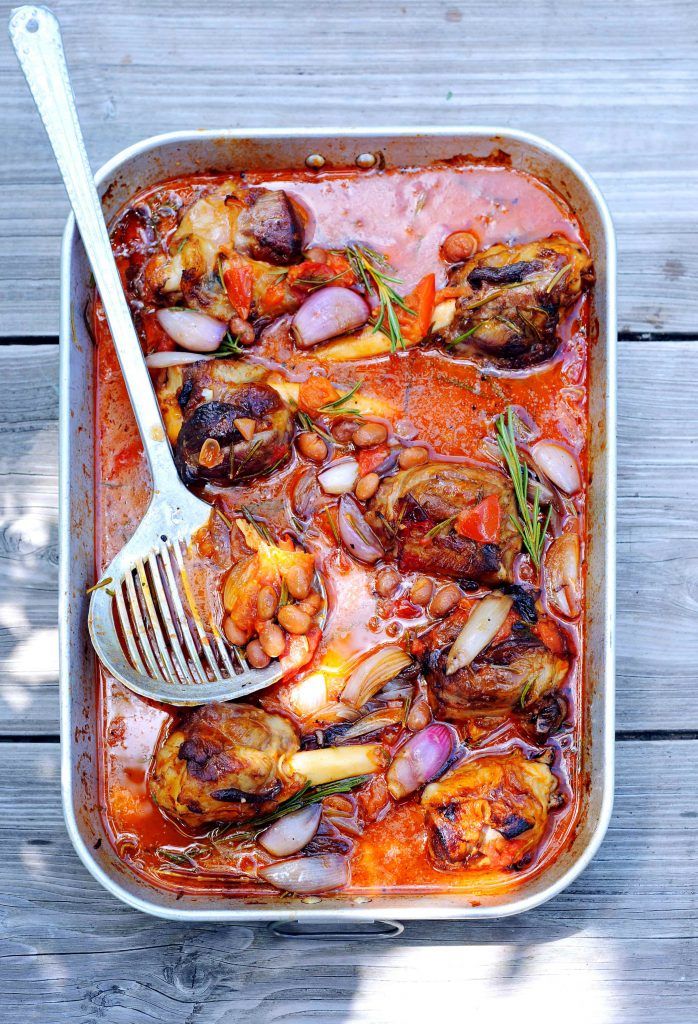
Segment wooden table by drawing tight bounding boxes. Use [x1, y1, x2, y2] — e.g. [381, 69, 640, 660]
[1, 1, 696, 1020]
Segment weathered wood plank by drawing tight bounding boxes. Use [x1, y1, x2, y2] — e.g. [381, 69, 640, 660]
[0, 739, 695, 1022]
[1, 0, 697, 336]
[0, 341, 696, 734]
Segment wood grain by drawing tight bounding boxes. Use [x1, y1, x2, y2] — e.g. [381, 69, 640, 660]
[0, 739, 695, 1022]
[0, 341, 696, 735]
[2, 0, 697, 336]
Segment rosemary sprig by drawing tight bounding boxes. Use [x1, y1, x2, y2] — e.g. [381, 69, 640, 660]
[323, 506, 340, 544]
[289, 512, 305, 535]
[464, 280, 529, 311]
[401, 693, 413, 726]
[545, 263, 571, 293]
[211, 775, 371, 845]
[294, 269, 348, 291]
[263, 454, 288, 476]
[519, 678, 535, 708]
[446, 322, 487, 346]
[517, 308, 541, 341]
[318, 380, 363, 414]
[495, 314, 521, 334]
[297, 410, 334, 443]
[215, 330, 244, 358]
[214, 505, 233, 530]
[344, 243, 414, 353]
[240, 505, 274, 544]
[495, 407, 551, 569]
[424, 514, 457, 540]
[235, 437, 264, 478]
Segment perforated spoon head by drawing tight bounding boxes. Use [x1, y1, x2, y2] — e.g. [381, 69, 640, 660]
[88, 487, 327, 705]
[9, 6, 326, 705]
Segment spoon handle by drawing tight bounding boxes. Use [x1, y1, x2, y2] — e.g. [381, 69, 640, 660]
[9, 5, 180, 493]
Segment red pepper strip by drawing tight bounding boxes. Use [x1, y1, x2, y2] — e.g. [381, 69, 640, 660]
[393, 273, 436, 344]
[222, 255, 254, 320]
[454, 494, 501, 544]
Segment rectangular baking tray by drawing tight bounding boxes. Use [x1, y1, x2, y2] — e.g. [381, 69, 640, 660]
[59, 128, 616, 925]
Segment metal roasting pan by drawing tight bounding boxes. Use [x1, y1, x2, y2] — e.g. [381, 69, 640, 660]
[59, 128, 616, 929]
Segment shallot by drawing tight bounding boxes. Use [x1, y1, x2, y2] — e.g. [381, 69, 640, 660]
[532, 441, 582, 495]
[341, 646, 413, 708]
[145, 350, 213, 369]
[386, 723, 455, 799]
[156, 308, 228, 352]
[292, 287, 369, 348]
[337, 494, 384, 563]
[445, 593, 514, 676]
[258, 804, 322, 857]
[259, 853, 348, 894]
[544, 532, 581, 617]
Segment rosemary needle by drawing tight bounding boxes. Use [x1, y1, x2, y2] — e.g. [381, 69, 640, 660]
[495, 407, 551, 569]
[343, 244, 414, 353]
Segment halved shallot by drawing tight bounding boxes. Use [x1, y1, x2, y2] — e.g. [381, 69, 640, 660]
[292, 287, 369, 349]
[445, 593, 514, 676]
[259, 853, 349, 894]
[258, 804, 322, 857]
[156, 308, 228, 352]
[341, 646, 413, 708]
[386, 723, 455, 800]
[340, 705, 404, 741]
[318, 458, 359, 495]
[544, 532, 581, 618]
[145, 350, 213, 369]
[337, 494, 384, 563]
[532, 441, 582, 495]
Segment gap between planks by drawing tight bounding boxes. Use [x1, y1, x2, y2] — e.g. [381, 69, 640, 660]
[3, 331, 698, 345]
[1, 731, 697, 744]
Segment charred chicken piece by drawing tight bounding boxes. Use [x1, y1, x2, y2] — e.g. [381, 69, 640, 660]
[150, 702, 387, 829]
[367, 462, 520, 585]
[141, 183, 303, 320]
[434, 235, 594, 367]
[421, 594, 569, 720]
[155, 357, 266, 444]
[169, 363, 293, 486]
[421, 749, 558, 870]
[234, 188, 303, 265]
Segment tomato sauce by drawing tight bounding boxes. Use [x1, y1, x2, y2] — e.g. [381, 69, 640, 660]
[93, 159, 589, 898]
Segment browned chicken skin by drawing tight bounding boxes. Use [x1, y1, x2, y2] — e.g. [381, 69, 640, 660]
[141, 184, 304, 321]
[175, 381, 293, 486]
[421, 749, 558, 870]
[367, 462, 520, 585]
[434, 235, 594, 367]
[150, 703, 303, 828]
[150, 703, 388, 829]
[422, 597, 569, 720]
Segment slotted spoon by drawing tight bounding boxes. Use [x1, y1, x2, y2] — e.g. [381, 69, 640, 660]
[10, 5, 325, 704]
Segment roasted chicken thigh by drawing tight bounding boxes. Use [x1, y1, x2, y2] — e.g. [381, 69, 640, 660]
[433, 235, 594, 367]
[150, 702, 387, 829]
[421, 749, 557, 870]
[367, 462, 520, 585]
[421, 596, 569, 719]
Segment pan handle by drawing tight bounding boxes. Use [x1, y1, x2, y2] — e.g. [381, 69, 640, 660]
[269, 919, 404, 940]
